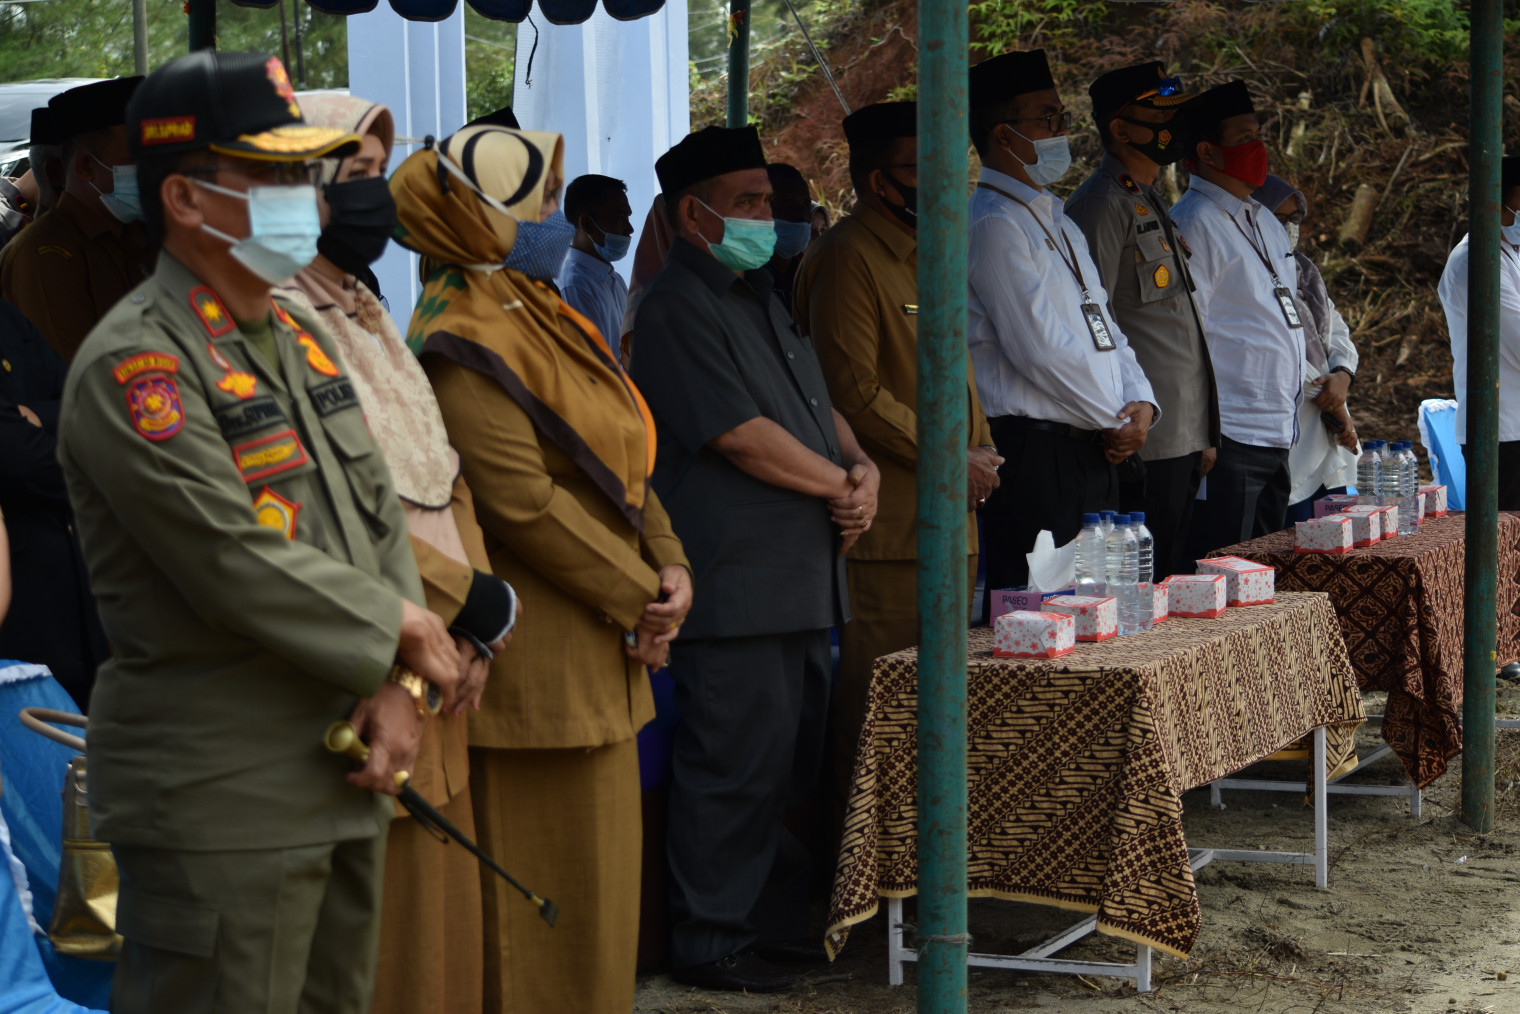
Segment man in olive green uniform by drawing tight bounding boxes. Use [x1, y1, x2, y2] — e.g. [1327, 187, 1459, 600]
[792, 102, 1001, 813]
[1, 76, 155, 363]
[58, 51, 462, 1014]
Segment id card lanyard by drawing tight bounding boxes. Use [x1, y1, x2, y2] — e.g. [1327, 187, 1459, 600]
[977, 182, 1117, 352]
[1229, 208, 1305, 331]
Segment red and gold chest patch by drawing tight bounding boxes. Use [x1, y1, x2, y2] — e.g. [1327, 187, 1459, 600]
[1133, 202, 1151, 217]
[113, 351, 180, 385]
[231, 428, 309, 482]
[251, 486, 300, 539]
[215, 370, 260, 399]
[272, 302, 342, 378]
[125, 374, 184, 441]
[190, 286, 235, 337]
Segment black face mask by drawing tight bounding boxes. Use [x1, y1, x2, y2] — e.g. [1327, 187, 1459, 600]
[881, 171, 917, 229]
[318, 176, 397, 275]
[1119, 116, 1190, 167]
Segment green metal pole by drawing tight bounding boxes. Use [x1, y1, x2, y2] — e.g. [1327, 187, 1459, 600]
[1463, 0, 1501, 832]
[188, 0, 216, 51]
[726, 0, 750, 127]
[915, 0, 968, 1007]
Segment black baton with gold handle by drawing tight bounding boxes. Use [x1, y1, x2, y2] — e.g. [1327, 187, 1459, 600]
[325, 721, 558, 927]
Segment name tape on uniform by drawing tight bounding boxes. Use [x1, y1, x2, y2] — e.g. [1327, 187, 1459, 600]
[308, 378, 358, 417]
[215, 396, 286, 440]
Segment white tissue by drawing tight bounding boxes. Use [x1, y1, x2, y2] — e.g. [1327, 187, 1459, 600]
[1026, 530, 1077, 593]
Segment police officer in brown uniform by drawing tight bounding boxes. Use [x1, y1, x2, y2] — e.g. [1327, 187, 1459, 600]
[57, 52, 462, 1014]
[1, 77, 154, 363]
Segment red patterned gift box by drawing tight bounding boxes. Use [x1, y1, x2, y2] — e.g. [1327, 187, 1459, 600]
[1151, 581, 1169, 624]
[1340, 504, 1396, 541]
[1196, 556, 1275, 606]
[1163, 574, 1227, 618]
[1295, 515, 1354, 555]
[993, 609, 1076, 658]
[1041, 595, 1118, 642]
[1335, 507, 1381, 547]
[1419, 484, 1448, 516]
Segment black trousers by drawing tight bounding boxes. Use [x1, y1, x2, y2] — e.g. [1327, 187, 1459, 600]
[1118, 450, 1205, 581]
[665, 628, 831, 967]
[981, 418, 1119, 621]
[1187, 435, 1291, 559]
[1460, 441, 1520, 510]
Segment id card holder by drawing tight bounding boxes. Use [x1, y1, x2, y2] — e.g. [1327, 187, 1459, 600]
[1082, 302, 1116, 351]
[1274, 286, 1304, 329]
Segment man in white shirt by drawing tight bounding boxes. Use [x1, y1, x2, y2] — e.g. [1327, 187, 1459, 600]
[558, 174, 633, 358]
[1439, 154, 1520, 508]
[967, 48, 1158, 610]
[1171, 80, 1304, 555]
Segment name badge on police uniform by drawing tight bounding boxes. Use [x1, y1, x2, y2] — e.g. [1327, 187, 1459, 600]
[1274, 286, 1305, 329]
[1082, 302, 1116, 351]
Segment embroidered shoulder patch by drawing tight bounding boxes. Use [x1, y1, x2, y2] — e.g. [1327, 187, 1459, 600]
[309, 377, 358, 416]
[231, 428, 309, 482]
[190, 286, 235, 337]
[214, 396, 286, 439]
[125, 374, 184, 441]
[36, 245, 72, 259]
[298, 335, 340, 377]
[251, 486, 300, 539]
[113, 351, 180, 385]
[1119, 174, 1140, 195]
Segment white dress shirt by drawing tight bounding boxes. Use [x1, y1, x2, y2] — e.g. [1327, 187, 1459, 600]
[967, 167, 1156, 431]
[1439, 234, 1520, 444]
[1170, 177, 1304, 449]
[557, 246, 629, 357]
[1288, 298, 1359, 502]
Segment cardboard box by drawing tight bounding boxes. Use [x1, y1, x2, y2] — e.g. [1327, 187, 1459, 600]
[1163, 574, 1227, 618]
[993, 610, 1076, 659]
[1295, 515, 1354, 555]
[1041, 595, 1118, 642]
[988, 586, 1072, 620]
[1313, 493, 1361, 519]
[1335, 508, 1382, 547]
[1196, 556, 1275, 606]
[1420, 484, 1448, 517]
[1417, 491, 1426, 522]
[1341, 504, 1396, 541]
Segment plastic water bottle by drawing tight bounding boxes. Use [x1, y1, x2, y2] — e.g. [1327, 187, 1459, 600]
[1105, 514, 1141, 635]
[1131, 511, 1155, 631]
[1397, 441, 1420, 534]
[1099, 510, 1116, 540]
[1357, 440, 1382, 506]
[1074, 513, 1106, 597]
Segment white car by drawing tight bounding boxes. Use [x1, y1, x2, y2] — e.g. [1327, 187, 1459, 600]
[0, 77, 103, 177]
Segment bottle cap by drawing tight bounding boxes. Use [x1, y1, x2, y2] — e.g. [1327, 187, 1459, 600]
[1083, 513, 1100, 524]
[1131, 511, 1145, 523]
[1100, 510, 1115, 520]
[1114, 514, 1131, 525]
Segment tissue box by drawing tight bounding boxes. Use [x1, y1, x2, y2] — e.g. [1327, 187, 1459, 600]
[993, 610, 1076, 659]
[1196, 556, 1275, 606]
[1041, 595, 1118, 642]
[1420, 484, 1448, 517]
[1151, 581, 1169, 624]
[1335, 508, 1382, 547]
[1313, 493, 1361, 519]
[1164, 574, 1227, 618]
[1295, 515, 1354, 555]
[988, 587, 1071, 620]
[1341, 504, 1396, 541]
[1417, 491, 1426, 521]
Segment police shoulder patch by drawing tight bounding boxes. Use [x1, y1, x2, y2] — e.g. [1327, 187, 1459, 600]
[125, 374, 184, 441]
[231, 428, 309, 482]
[1119, 174, 1140, 195]
[113, 351, 180, 385]
[251, 486, 300, 539]
[190, 286, 235, 337]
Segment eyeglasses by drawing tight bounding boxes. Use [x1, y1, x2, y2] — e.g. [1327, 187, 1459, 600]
[1004, 110, 1073, 135]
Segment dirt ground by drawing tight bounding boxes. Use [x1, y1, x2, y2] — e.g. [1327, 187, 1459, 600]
[633, 685, 1520, 1014]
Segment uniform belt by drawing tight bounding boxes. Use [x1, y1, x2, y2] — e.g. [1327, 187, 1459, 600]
[989, 415, 1100, 442]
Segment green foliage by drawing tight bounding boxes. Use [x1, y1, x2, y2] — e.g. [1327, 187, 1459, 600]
[465, 7, 515, 121]
[969, 0, 1087, 56]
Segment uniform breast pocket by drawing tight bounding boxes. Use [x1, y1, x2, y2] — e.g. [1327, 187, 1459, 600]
[1133, 231, 1183, 305]
[319, 399, 393, 541]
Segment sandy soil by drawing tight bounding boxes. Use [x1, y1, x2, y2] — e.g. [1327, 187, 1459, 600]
[633, 687, 1520, 1014]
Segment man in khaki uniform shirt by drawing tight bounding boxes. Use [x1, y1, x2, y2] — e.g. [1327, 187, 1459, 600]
[1, 77, 154, 363]
[57, 52, 462, 1014]
[793, 102, 1000, 811]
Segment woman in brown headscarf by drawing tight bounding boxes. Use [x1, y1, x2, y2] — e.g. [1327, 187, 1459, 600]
[276, 95, 518, 1014]
[390, 125, 693, 1012]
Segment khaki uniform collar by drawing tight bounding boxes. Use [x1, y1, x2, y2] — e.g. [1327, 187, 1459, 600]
[854, 203, 916, 262]
[57, 190, 121, 240]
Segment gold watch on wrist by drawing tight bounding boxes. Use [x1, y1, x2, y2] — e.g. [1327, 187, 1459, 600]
[386, 664, 442, 717]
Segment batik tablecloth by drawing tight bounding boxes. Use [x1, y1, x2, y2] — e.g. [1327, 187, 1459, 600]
[825, 593, 1362, 961]
[1217, 512, 1520, 788]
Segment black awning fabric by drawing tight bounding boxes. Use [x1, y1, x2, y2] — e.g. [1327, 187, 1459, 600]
[230, 0, 664, 24]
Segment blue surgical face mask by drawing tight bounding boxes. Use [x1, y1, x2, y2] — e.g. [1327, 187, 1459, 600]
[1505, 205, 1520, 247]
[1006, 125, 1072, 187]
[772, 219, 812, 260]
[696, 199, 776, 272]
[590, 220, 632, 263]
[90, 156, 142, 223]
[194, 180, 322, 284]
[505, 208, 577, 280]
